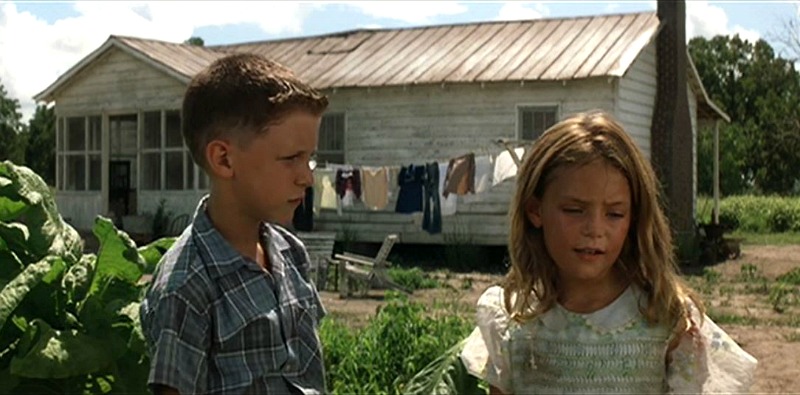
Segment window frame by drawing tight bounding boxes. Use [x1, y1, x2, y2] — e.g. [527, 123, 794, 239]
[516, 104, 560, 141]
[139, 109, 199, 191]
[57, 115, 102, 191]
[317, 112, 346, 167]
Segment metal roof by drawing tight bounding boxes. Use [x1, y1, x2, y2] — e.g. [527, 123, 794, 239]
[221, 11, 661, 87]
[36, 11, 661, 101]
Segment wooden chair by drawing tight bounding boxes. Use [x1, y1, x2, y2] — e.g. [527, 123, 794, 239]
[296, 231, 337, 290]
[168, 213, 191, 236]
[334, 234, 411, 297]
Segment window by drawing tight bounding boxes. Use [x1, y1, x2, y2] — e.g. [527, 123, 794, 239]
[518, 105, 558, 141]
[140, 110, 197, 191]
[318, 113, 345, 166]
[57, 116, 101, 191]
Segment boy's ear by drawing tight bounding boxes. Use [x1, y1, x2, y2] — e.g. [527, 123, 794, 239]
[205, 139, 235, 179]
[525, 198, 543, 228]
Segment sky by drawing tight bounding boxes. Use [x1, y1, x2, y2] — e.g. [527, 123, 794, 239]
[1, 1, 797, 123]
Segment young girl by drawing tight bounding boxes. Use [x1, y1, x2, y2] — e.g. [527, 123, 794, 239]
[460, 111, 757, 394]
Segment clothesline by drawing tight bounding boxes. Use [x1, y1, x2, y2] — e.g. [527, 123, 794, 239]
[305, 140, 532, 235]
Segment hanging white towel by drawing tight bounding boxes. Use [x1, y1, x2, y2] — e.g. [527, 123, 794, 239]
[493, 147, 525, 186]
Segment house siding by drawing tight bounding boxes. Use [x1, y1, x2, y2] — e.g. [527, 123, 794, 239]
[52, 48, 187, 232]
[616, 41, 657, 158]
[54, 48, 185, 115]
[315, 79, 616, 245]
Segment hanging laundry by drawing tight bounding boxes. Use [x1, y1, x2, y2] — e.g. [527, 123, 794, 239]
[473, 154, 494, 194]
[443, 153, 475, 197]
[493, 147, 525, 186]
[314, 169, 338, 211]
[335, 168, 362, 208]
[292, 186, 314, 231]
[361, 166, 390, 210]
[422, 162, 441, 234]
[438, 162, 457, 216]
[395, 164, 425, 213]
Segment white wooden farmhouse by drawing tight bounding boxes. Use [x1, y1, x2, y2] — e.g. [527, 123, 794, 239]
[35, 1, 727, 246]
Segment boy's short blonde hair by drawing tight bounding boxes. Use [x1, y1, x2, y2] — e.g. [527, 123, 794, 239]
[182, 53, 329, 169]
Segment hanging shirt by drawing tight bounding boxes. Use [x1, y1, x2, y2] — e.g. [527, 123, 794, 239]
[361, 166, 390, 210]
[335, 169, 362, 208]
[473, 154, 494, 194]
[493, 147, 525, 186]
[315, 169, 338, 211]
[395, 164, 425, 214]
[443, 153, 476, 197]
[438, 162, 457, 216]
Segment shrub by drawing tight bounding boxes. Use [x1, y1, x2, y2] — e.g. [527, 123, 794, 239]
[320, 293, 472, 394]
[698, 195, 800, 233]
[388, 267, 439, 290]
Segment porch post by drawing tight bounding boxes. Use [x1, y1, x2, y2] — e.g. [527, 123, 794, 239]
[101, 114, 110, 216]
[713, 119, 720, 225]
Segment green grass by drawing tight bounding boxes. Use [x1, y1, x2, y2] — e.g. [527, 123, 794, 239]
[730, 231, 800, 245]
[706, 310, 761, 326]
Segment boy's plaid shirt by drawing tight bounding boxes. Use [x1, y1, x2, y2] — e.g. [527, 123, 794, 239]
[140, 196, 327, 394]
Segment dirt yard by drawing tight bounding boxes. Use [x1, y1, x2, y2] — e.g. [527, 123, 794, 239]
[319, 244, 800, 393]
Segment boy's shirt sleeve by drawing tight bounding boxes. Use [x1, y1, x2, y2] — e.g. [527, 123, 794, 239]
[142, 292, 211, 394]
[666, 300, 758, 394]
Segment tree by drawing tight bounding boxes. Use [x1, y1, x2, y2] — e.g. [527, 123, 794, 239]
[770, 3, 800, 62]
[25, 104, 56, 185]
[0, 81, 27, 164]
[689, 35, 800, 195]
[184, 36, 204, 46]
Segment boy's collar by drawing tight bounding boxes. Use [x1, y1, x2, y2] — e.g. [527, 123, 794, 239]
[191, 195, 287, 279]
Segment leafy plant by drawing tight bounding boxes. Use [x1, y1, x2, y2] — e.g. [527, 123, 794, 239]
[320, 292, 473, 394]
[388, 267, 439, 291]
[0, 161, 174, 394]
[777, 267, 800, 285]
[401, 336, 484, 395]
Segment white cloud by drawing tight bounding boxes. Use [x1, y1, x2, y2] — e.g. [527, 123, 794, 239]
[686, 1, 760, 43]
[345, 1, 468, 24]
[494, 2, 548, 21]
[0, 1, 319, 123]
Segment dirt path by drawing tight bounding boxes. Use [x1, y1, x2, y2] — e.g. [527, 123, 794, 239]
[320, 244, 800, 393]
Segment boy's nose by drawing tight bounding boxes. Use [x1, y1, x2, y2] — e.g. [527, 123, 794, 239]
[297, 164, 313, 187]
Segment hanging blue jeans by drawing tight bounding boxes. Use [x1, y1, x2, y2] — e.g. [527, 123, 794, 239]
[422, 162, 442, 234]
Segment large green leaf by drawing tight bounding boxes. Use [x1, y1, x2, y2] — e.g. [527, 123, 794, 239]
[138, 237, 176, 274]
[0, 162, 82, 265]
[89, 217, 144, 297]
[0, 222, 34, 264]
[9, 319, 116, 379]
[0, 236, 24, 283]
[0, 196, 28, 223]
[62, 254, 95, 305]
[0, 259, 53, 330]
[401, 338, 484, 395]
[0, 369, 21, 394]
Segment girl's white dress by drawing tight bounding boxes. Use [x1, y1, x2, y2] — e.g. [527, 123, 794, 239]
[460, 285, 757, 394]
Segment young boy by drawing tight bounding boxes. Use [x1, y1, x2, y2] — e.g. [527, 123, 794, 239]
[140, 53, 329, 395]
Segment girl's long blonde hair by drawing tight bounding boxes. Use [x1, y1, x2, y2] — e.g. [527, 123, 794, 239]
[505, 110, 701, 331]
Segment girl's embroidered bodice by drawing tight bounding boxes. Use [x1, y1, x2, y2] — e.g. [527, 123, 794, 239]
[506, 286, 670, 393]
